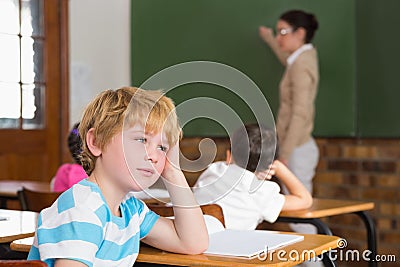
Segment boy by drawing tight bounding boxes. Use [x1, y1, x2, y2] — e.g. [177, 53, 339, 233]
[28, 87, 208, 266]
[193, 123, 312, 230]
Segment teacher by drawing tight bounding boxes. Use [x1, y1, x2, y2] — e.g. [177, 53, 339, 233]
[259, 10, 319, 194]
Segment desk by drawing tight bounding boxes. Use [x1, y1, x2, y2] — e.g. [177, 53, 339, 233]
[278, 198, 376, 267]
[10, 237, 34, 253]
[142, 198, 170, 205]
[0, 209, 38, 259]
[0, 209, 38, 243]
[11, 234, 340, 266]
[0, 180, 50, 208]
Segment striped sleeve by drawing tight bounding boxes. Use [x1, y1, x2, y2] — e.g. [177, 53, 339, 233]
[35, 204, 104, 267]
[28, 185, 106, 267]
[130, 198, 159, 239]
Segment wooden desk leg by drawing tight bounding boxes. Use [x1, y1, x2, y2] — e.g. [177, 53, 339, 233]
[355, 211, 377, 267]
[307, 219, 335, 267]
[277, 217, 335, 267]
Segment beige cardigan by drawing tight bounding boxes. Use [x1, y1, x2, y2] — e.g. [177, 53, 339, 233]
[265, 37, 319, 160]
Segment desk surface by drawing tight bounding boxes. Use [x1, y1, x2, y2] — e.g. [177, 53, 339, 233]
[279, 198, 374, 219]
[0, 180, 50, 198]
[139, 233, 340, 266]
[0, 209, 38, 243]
[10, 236, 34, 253]
[11, 233, 340, 266]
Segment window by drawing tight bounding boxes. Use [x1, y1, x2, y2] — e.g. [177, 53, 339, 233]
[0, 0, 69, 181]
[0, 0, 45, 129]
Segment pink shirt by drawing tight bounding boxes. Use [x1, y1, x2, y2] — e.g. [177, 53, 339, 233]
[53, 163, 87, 192]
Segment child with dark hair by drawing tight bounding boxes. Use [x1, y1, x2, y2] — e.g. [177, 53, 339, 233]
[52, 122, 87, 192]
[193, 123, 312, 230]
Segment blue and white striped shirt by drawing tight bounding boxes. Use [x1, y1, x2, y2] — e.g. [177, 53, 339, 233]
[28, 179, 159, 266]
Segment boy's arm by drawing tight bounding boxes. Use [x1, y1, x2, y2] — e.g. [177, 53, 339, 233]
[273, 160, 313, 210]
[55, 259, 87, 267]
[141, 143, 208, 255]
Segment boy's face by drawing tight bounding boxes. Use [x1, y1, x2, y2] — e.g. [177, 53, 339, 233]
[101, 124, 168, 192]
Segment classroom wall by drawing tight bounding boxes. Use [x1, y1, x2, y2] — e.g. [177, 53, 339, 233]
[314, 138, 400, 266]
[69, 0, 131, 126]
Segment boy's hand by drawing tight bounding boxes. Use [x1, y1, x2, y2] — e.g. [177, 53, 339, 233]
[161, 140, 198, 207]
[255, 159, 290, 180]
[272, 159, 285, 175]
[161, 141, 182, 180]
[255, 162, 276, 180]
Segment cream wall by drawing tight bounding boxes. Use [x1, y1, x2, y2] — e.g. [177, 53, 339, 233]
[69, 0, 131, 126]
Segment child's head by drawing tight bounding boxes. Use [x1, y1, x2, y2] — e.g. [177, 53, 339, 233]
[230, 123, 277, 172]
[79, 87, 180, 176]
[68, 122, 82, 164]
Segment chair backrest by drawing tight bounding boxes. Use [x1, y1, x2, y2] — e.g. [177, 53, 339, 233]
[148, 203, 225, 227]
[0, 260, 47, 267]
[17, 187, 61, 212]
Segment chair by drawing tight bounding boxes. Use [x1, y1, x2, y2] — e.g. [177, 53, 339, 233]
[148, 203, 225, 227]
[0, 260, 47, 267]
[17, 187, 61, 212]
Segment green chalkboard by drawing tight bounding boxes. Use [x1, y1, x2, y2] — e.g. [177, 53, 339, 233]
[131, 0, 356, 137]
[357, 0, 400, 137]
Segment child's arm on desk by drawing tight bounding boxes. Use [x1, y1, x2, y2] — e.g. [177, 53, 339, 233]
[141, 142, 209, 255]
[256, 160, 313, 210]
[273, 160, 313, 210]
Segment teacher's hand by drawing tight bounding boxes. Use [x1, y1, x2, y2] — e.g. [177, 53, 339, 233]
[259, 26, 274, 43]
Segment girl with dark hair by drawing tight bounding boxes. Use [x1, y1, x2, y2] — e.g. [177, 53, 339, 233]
[51, 122, 87, 192]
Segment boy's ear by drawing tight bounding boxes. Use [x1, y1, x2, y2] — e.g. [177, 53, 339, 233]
[86, 128, 102, 156]
[225, 149, 232, 164]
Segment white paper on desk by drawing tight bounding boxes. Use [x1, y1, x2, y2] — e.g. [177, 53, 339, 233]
[205, 228, 304, 258]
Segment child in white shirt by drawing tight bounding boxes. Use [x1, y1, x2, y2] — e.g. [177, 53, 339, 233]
[193, 123, 312, 230]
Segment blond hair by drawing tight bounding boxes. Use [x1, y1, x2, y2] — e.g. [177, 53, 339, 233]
[79, 87, 180, 175]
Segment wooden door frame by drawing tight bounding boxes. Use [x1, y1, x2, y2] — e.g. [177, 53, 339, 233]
[60, 0, 70, 164]
[0, 0, 70, 180]
[42, 0, 70, 175]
